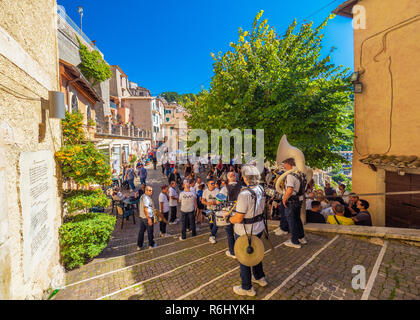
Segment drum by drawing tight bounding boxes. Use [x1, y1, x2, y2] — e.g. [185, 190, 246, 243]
[215, 210, 230, 227]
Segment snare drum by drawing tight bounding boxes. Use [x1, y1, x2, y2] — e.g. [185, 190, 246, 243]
[215, 210, 230, 227]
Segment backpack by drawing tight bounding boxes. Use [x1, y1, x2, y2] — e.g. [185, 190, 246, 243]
[289, 172, 307, 197]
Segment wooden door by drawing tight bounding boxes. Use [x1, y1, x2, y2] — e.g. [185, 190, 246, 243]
[385, 171, 420, 229]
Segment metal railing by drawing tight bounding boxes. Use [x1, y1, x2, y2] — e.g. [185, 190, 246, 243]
[57, 6, 99, 51]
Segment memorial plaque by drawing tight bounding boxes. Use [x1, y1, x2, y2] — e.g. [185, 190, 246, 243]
[20, 150, 56, 281]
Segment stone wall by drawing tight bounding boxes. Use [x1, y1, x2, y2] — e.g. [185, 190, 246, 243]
[0, 0, 65, 299]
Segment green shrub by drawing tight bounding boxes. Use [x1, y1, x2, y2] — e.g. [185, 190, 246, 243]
[59, 213, 116, 270]
[63, 189, 111, 214]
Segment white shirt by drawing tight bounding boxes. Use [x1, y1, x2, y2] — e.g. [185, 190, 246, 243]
[321, 207, 334, 220]
[234, 186, 265, 236]
[320, 201, 329, 210]
[139, 194, 154, 219]
[202, 188, 220, 210]
[306, 198, 314, 210]
[285, 174, 300, 196]
[190, 186, 196, 197]
[220, 186, 228, 197]
[337, 190, 350, 204]
[179, 191, 196, 212]
[159, 192, 170, 213]
[169, 187, 178, 207]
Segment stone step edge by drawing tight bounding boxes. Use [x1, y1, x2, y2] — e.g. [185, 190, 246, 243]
[267, 220, 420, 242]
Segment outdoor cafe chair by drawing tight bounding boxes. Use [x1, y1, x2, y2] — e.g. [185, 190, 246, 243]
[115, 200, 136, 230]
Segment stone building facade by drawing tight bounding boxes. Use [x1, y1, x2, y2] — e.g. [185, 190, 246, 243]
[0, 0, 65, 299]
[56, 5, 110, 131]
[334, 0, 420, 228]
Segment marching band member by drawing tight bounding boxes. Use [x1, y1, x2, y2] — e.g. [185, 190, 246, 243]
[201, 177, 220, 244]
[221, 171, 242, 259]
[281, 158, 307, 249]
[229, 165, 268, 297]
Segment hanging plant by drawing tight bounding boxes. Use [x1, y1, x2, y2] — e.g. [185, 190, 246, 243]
[77, 37, 112, 86]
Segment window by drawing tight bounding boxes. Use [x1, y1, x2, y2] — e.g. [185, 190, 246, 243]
[71, 94, 78, 112]
[87, 105, 92, 121]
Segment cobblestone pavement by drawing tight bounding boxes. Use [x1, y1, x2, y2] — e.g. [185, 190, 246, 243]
[53, 164, 420, 300]
[370, 240, 420, 300]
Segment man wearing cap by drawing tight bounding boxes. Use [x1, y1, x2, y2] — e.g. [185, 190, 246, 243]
[229, 164, 267, 297]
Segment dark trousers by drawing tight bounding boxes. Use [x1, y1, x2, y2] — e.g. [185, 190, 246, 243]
[209, 222, 218, 237]
[137, 218, 155, 247]
[234, 232, 265, 290]
[128, 179, 135, 191]
[169, 206, 177, 222]
[153, 162, 157, 170]
[159, 211, 169, 234]
[225, 223, 235, 255]
[140, 177, 146, 185]
[181, 211, 196, 239]
[284, 201, 304, 244]
[278, 202, 289, 232]
[162, 165, 165, 174]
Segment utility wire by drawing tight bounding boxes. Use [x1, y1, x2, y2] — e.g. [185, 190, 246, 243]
[354, 14, 420, 157]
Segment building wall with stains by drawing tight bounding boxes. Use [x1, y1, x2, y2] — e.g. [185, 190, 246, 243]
[0, 0, 65, 299]
[351, 0, 420, 226]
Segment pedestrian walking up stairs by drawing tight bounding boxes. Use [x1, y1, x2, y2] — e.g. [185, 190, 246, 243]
[52, 218, 420, 300]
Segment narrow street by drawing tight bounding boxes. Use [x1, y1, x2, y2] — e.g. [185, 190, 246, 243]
[52, 164, 420, 300]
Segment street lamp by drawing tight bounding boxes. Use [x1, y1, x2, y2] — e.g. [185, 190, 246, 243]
[78, 6, 83, 34]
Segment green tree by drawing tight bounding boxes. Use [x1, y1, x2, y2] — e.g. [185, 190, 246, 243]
[160, 92, 195, 105]
[185, 11, 353, 169]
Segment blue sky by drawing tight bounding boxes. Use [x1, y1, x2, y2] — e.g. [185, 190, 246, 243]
[58, 0, 354, 95]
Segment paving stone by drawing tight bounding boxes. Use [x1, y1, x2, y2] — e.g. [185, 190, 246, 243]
[52, 165, 420, 300]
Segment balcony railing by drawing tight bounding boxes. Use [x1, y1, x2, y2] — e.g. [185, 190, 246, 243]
[96, 120, 152, 139]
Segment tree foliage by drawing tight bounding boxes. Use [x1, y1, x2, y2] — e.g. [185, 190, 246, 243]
[77, 37, 112, 86]
[184, 11, 353, 169]
[160, 91, 195, 105]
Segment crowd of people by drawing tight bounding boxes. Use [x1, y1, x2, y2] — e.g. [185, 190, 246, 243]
[107, 152, 372, 297]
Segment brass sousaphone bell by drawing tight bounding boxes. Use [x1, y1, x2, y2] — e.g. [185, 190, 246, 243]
[234, 235, 265, 267]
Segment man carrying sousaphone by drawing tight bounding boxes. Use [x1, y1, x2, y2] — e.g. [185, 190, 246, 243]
[228, 164, 268, 297]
